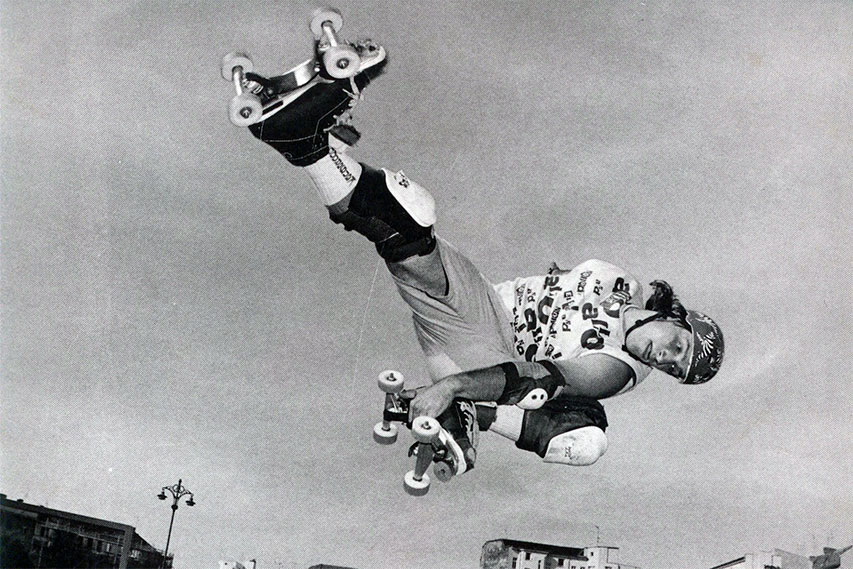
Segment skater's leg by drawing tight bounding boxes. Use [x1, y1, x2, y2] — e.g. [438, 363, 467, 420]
[386, 249, 448, 300]
[244, 46, 514, 385]
[246, 45, 438, 263]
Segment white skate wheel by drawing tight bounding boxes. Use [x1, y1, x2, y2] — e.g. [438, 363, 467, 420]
[373, 422, 398, 445]
[323, 44, 361, 79]
[404, 470, 430, 496]
[412, 416, 441, 444]
[433, 460, 454, 483]
[310, 7, 343, 37]
[221, 51, 253, 81]
[228, 92, 263, 127]
[377, 370, 405, 393]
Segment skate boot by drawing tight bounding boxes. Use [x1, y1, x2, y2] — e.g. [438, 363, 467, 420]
[432, 400, 479, 480]
[244, 39, 387, 166]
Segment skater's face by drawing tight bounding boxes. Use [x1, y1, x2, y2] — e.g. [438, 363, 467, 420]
[626, 319, 693, 379]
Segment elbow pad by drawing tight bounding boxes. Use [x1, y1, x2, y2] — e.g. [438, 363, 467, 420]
[497, 361, 564, 410]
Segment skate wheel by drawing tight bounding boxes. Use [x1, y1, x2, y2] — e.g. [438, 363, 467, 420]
[228, 92, 263, 127]
[377, 370, 405, 394]
[323, 44, 361, 79]
[404, 470, 430, 496]
[221, 51, 253, 81]
[412, 416, 441, 444]
[373, 422, 398, 445]
[310, 7, 344, 37]
[433, 460, 454, 483]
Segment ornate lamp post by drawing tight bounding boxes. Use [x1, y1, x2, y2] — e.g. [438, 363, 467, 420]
[156, 479, 195, 569]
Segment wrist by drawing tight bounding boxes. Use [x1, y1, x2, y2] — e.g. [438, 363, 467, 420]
[443, 374, 464, 397]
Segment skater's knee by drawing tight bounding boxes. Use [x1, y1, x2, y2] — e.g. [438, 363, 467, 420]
[542, 426, 608, 466]
[514, 396, 608, 463]
[327, 164, 437, 262]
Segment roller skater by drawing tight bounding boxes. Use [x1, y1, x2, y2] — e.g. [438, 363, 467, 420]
[223, 7, 725, 492]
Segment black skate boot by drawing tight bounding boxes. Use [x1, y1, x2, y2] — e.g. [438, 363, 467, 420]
[246, 39, 387, 166]
[432, 400, 479, 479]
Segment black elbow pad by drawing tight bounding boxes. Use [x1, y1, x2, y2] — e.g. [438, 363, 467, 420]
[497, 361, 564, 410]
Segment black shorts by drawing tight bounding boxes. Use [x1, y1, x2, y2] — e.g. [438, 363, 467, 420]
[515, 396, 608, 458]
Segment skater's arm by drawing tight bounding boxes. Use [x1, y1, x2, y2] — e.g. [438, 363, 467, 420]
[408, 367, 506, 419]
[549, 355, 633, 399]
[409, 355, 632, 419]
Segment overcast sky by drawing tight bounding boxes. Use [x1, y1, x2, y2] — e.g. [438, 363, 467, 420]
[1, 1, 851, 568]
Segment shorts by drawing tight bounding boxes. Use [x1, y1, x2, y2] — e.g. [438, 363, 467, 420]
[390, 237, 516, 381]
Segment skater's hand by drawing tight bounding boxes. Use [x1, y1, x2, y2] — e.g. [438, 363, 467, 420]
[407, 378, 459, 421]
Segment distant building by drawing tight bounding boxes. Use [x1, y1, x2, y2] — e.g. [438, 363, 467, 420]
[0, 493, 169, 569]
[308, 565, 359, 569]
[709, 549, 815, 569]
[481, 539, 639, 569]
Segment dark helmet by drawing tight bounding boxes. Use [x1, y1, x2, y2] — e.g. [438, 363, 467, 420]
[681, 310, 725, 384]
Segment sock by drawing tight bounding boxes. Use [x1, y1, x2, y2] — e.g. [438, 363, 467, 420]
[303, 144, 362, 206]
[490, 405, 524, 441]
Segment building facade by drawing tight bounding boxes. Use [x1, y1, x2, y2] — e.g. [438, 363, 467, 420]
[710, 548, 844, 569]
[0, 493, 169, 569]
[481, 539, 637, 569]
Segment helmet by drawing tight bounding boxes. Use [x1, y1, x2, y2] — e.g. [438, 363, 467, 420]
[682, 310, 724, 385]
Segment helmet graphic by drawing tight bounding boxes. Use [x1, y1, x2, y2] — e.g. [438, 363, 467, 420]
[682, 310, 724, 384]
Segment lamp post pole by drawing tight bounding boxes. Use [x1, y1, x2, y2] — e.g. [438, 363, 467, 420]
[157, 479, 195, 569]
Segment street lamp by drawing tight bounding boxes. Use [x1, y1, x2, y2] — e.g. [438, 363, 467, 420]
[156, 479, 195, 569]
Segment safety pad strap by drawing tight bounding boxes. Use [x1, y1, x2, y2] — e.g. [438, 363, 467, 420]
[327, 164, 436, 262]
[496, 361, 564, 407]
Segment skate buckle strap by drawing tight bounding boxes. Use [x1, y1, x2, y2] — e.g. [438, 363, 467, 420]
[346, 76, 361, 98]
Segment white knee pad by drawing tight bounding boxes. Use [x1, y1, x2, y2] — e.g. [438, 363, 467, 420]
[382, 169, 436, 227]
[542, 426, 608, 466]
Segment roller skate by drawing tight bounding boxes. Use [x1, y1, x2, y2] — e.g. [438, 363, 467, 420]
[221, 7, 387, 166]
[373, 371, 478, 496]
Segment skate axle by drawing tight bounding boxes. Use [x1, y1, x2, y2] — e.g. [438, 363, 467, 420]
[320, 20, 342, 48]
[231, 67, 248, 95]
[411, 443, 434, 481]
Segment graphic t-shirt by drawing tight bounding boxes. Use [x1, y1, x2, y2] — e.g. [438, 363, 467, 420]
[493, 259, 652, 394]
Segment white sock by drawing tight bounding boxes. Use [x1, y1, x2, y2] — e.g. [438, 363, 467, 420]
[303, 144, 362, 206]
[490, 405, 524, 441]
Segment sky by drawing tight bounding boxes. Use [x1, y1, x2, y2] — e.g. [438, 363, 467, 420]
[1, 1, 851, 568]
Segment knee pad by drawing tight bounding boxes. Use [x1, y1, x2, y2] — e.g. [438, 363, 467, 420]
[542, 426, 608, 466]
[515, 396, 608, 458]
[327, 164, 437, 262]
